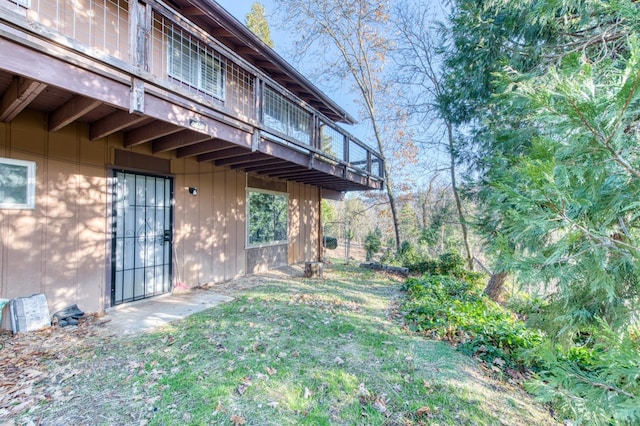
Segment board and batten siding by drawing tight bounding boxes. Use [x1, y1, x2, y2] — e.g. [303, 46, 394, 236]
[0, 109, 321, 327]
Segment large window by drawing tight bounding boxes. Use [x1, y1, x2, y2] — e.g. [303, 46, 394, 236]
[247, 190, 288, 246]
[0, 157, 36, 209]
[168, 27, 225, 100]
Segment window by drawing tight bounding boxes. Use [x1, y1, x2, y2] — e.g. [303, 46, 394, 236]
[9, 0, 31, 8]
[263, 86, 311, 145]
[247, 190, 288, 246]
[0, 157, 35, 209]
[168, 27, 224, 100]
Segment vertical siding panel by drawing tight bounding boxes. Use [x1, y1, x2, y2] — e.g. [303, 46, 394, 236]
[183, 159, 200, 286]
[288, 183, 298, 264]
[6, 112, 46, 301]
[224, 169, 238, 280]
[46, 124, 79, 311]
[308, 186, 314, 260]
[297, 184, 304, 262]
[76, 163, 107, 312]
[198, 161, 215, 284]
[312, 187, 319, 259]
[235, 171, 246, 277]
[305, 185, 312, 260]
[173, 158, 186, 288]
[212, 165, 225, 282]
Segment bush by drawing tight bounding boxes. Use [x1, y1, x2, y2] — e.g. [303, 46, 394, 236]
[402, 275, 543, 369]
[364, 228, 382, 261]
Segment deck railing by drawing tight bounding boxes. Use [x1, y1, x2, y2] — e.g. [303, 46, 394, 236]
[0, 0, 384, 181]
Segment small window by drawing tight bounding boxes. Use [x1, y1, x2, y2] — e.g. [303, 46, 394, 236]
[168, 27, 225, 100]
[247, 190, 288, 247]
[0, 157, 36, 209]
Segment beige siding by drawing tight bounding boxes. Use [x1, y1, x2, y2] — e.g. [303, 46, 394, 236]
[0, 111, 107, 315]
[172, 159, 246, 287]
[288, 182, 319, 264]
[0, 109, 321, 322]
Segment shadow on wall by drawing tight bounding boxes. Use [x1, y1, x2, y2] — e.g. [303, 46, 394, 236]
[1, 167, 108, 316]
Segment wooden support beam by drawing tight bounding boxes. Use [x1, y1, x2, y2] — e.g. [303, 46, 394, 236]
[153, 130, 211, 153]
[176, 139, 235, 158]
[0, 77, 47, 122]
[197, 147, 250, 162]
[257, 139, 309, 168]
[215, 153, 270, 167]
[232, 158, 284, 170]
[270, 170, 321, 179]
[243, 161, 290, 173]
[90, 110, 148, 141]
[124, 120, 182, 148]
[48, 96, 101, 132]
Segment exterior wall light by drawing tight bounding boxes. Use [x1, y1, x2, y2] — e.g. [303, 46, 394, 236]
[188, 187, 198, 195]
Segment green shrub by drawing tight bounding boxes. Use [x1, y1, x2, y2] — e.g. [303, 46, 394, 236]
[364, 228, 382, 261]
[402, 275, 543, 369]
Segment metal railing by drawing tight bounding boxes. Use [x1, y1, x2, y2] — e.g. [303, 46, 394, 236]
[0, 0, 384, 181]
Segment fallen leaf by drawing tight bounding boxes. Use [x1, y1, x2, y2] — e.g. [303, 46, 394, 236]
[266, 367, 277, 376]
[373, 397, 388, 416]
[493, 357, 506, 367]
[236, 376, 252, 395]
[268, 401, 279, 408]
[304, 387, 312, 399]
[292, 350, 300, 357]
[334, 356, 344, 365]
[230, 414, 246, 425]
[416, 406, 432, 418]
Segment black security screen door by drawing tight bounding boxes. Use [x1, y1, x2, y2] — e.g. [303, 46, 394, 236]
[111, 171, 173, 306]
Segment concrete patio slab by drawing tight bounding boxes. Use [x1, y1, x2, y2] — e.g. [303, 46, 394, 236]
[104, 290, 234, 335]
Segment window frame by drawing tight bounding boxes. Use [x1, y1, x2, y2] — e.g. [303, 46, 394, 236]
[0, 157, 36, 210]
[246, 188, 289, 248]
[167, 27, 225, 101]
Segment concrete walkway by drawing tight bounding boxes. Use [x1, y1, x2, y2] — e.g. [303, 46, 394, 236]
[103, 289, 234, 335]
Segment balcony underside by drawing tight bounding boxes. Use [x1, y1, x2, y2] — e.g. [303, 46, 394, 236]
[0, 38, 382, 192]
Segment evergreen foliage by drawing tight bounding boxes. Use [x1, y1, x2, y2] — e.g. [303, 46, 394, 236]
[245, 2, 274, 48]
[437, 1, 640, 422]
[364, 227, 382, 261]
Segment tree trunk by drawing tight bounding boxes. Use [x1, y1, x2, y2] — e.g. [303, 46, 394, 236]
[484, 272, 508, 302]
[446, 122, 473, 271]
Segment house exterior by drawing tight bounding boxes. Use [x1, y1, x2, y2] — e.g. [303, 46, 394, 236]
[0, 0, 383, 325]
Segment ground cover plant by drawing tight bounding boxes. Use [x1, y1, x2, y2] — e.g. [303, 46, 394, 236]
[399, 252, 640, 425]
[2, 264, 556, 425]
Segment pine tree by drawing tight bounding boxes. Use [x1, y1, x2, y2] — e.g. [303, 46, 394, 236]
[246, 2, 274, 48]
